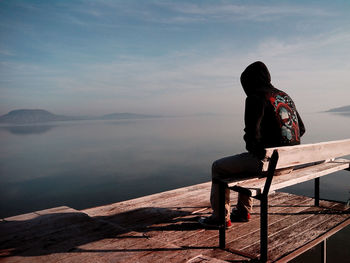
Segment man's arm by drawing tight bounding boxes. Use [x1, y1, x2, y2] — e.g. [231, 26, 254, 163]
[243, 95, 266, 159]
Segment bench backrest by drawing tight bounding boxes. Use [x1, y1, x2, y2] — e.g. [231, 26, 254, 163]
[262, 139, 350, 171]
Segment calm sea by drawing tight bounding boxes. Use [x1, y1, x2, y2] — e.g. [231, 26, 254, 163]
[0, 112, 349, 261]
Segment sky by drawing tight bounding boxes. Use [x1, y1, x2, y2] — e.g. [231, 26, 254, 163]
[1, 0, 350, 116]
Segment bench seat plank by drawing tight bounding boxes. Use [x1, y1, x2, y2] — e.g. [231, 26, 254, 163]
[228, 159, 350, 197]
[263, 139, 350, 171]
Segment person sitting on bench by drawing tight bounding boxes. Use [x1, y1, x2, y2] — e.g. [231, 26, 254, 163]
[199, 61, 306, 228]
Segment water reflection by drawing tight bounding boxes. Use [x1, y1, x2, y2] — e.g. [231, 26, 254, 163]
[331, 112, 350, 117]
[0, 125, 55, 135]
[0, 116, 245, 218]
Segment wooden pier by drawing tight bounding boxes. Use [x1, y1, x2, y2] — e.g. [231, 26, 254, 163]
[1, 182, 350, 262]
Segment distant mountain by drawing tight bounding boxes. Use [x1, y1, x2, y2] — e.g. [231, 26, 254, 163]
[327, 105, 350, 112]
[0, 109, 75, 124]
[0, 109, 161, 124]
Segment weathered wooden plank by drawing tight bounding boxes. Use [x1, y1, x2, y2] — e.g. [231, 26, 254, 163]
[240, 201, 347, 259]
[28, 231, 147, 263]
[229, 159, 350, 196]
[2, 212, 39, 222]
[2, 206, 77, 221]
[0, 184, 213, 261]
[48, 194, 292, 262]
[187, 254, 230, 263]
[82, 189, 213, 227]
[87, 198, 212, 234]
[174, 194, 314, 248]
[268, 214, 349, 261]
[83, 184, 235, 233]
[83, 182, 212, 217]
[121, 247, 205, 263]
[200, 196, 337, 256]
[0, 255, 37, 263]
[0, 183, 219, 263]
[202, 248, 252, 262]
[126, 245, 247, 263]
[275, 218, 350, 263]
[0, 218, 129, 263]
[152, 193, 286, 246]
[1, 181, 349, 263]
[51, 232, 185, 263]
[0, 209, 95, 249]
[148, 192, 292, 246]
[0, 204, 140, 263]
[138, 212, 209, 245]
[263, 139, 350, 170]
[224, 201, 325, 254]
[0, 211, 94, 245]
[269, 160, 350, 191]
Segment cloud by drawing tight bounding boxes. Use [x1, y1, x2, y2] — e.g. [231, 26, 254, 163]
[56, 1, 335, 26]
[1, 1, 348, 115]
[252, 29, 350, 74]
[3, 27, 350, 115]
[143, 1, 335, 23]
[81, 28, 350, 112]
[0, 49, 14, 56]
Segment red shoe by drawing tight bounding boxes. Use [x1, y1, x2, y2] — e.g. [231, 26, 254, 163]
[198, 216, 232, 229]
[230, 210, 251, 222]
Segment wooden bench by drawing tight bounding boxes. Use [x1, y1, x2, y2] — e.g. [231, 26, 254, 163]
[216, 139, 350, 262]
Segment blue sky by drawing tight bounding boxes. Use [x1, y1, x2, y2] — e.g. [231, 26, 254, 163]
[1, 0, 350, 116]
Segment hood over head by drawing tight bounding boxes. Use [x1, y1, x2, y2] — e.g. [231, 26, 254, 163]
[240, 61, 271, 96]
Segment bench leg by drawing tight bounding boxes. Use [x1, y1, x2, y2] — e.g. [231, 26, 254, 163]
[321, 239, 327, 263]
[315, 177, 320, 206]
[260, 195, 268, 263]
[219, 181, 226, 248]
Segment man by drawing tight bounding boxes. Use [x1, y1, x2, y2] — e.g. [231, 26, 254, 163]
[199, 61, 305, 228]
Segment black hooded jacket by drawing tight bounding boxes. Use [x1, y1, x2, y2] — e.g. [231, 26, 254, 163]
[241, 61, 305, 159]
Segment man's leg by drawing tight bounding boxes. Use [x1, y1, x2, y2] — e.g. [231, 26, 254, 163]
[210, 152, 261, 221]
[210, 170, 230, 221]
[237, 193, 253, 214]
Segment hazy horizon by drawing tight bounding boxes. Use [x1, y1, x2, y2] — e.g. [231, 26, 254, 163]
[1, 1, 350, 116]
